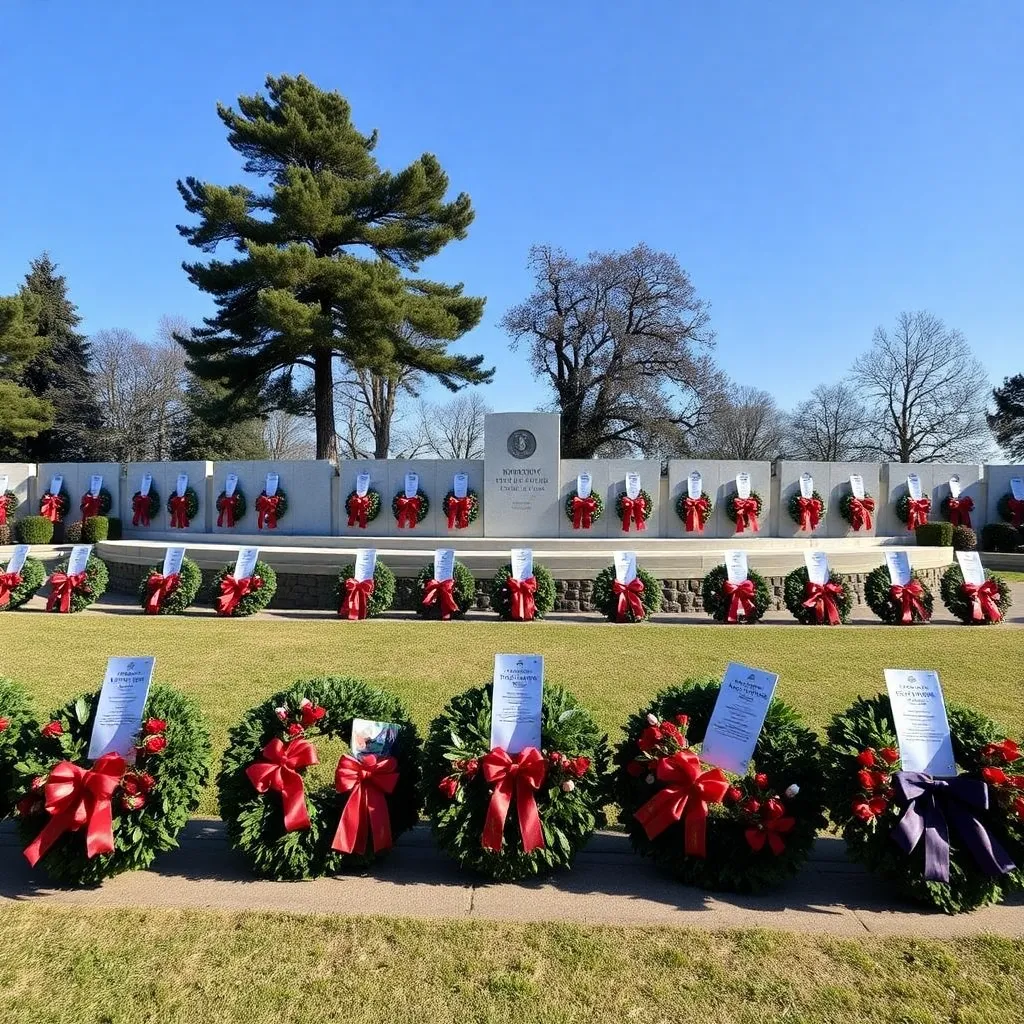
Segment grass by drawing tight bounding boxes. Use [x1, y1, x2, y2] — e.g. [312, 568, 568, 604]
[1, 905, 1022, 1024]
[999, 570, 1024, 582]
[3, 615, 1023, 816]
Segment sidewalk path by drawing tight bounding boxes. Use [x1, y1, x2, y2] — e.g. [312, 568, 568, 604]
[3, 821, 1022, 938]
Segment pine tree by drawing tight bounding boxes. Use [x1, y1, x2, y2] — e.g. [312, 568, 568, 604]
[0, 291, 53, 446]
[176, 74, 490, 461]
[988, 375, 1024, 459]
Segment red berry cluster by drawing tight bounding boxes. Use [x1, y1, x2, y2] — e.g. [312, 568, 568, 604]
[978, 739, 1024, 819]
[274, 698, 326, 739]
[119, 769, 157, 812]
[438, 748, 591, 800]
[850, 746, 900, 821]
[0, 717, 10, 732]
[138, 718, 168, 756]
[626, 713, 690, 775]
[725, 772, 798, 853]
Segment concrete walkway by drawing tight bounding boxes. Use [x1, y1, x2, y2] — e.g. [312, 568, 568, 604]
[3, 821, 1023, 937]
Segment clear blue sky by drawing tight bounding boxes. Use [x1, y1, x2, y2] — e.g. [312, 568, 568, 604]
[2, 1, 1021, 413]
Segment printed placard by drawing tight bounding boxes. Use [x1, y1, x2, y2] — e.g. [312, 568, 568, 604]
[804, 550, 830, 585]
[67, 544, 93, 576]
[1010, 477, 1024, 501]
[162, 547, 186, 577]
[576, 472, 592, 499]
[849, 474, 865, 499]
[233, 547, 259, 581]
[88, 474, 103, 497]
[453, 473, 469, 499]
[265, 473, 279, 497]
[625, 472, 641, 500]
[140, 473, 152, 497]
[351, 718, 399, 761]
[687, 471, 702, 500]
[736, 472, 751, 499]
[511, 548, 534, 581]
[948, 475, 961, 499]
[433, 548, 455, 582]
[87, 656, 156, 762]
[724, 549, 749, 585]
[955, 550, 986, 587]
[613, 550, 637, 584]
[799, 473, 814, 499]
[354, 548, 377, 582]
[6, 544, 30, 574]
[356, 472, 370, 497]
[906, 473, 922, 500]
[49, 474, 63, 495]
[0, 474, 8, 494]
[701, 662, 780, 776]
[225, 473, 238, 498]
[884, 669, 956, 776]
[884, 550, 912, 587]
[404, 472, 418, 498]
[175, 473, 188, 498]
[490, 654, 544, 754]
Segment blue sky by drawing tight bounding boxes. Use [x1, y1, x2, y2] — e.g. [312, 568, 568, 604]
[1, 1, 1021, 414]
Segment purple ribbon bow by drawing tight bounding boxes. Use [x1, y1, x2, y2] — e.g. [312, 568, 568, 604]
[890, 771, 1016, 884]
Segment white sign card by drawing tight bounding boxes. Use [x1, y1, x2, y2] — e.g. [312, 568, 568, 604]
[404, 472, 418, 498]
[67, 544, 92, 576]
[433, 548, 455, 582]
[948, 475, 961, 499]
[225, 473, 238, 497]
[1010, 477, 1024, 501]
[849, 474, 865, 499]
[490, 654, 544, 753]
[687, 471, 702, 500]
[576, 472, 592, 499]
[351, 718, 399, 760]
[453, 473, 469, 499]
[955, 550, 986, 587]
[0, 474, 7, 494]
[355, 472, 370, 497]
[233, 547, 259, 581]
[906, 473, 922, 500]
[88, 474, 103, 497]
[175, 473, 188, 498]
[354, 548, 377, 582]
[162, 547, 186, 577]
[613, 550, 637, 584]
[736, 472, 751, 499]
[6, 544, 29, 574]
[87, 656, 156, 763]
[804, 550, 830, 585]
[265, 473, 279, 496]
[799, 473, 814, 499]
[510, 548, 533, 581]
[50, 475, 63, 495]
[140, 473, 152, 496]
[724, 549, 749, 585]
[884, 669, 956, 776]
[701, 662, 780, 776]
[884, 550, 912, 587]
[625, 472, 641, 500]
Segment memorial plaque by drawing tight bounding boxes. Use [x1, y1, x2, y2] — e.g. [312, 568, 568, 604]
[484, 413, 561, 537]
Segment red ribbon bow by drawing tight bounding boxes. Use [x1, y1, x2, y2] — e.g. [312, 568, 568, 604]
[889, 580, 929, 624]
[216, 574, 263, 616]
[571, 495, 597, 530]
[906, 497, 930, 530]
[723, 578, 756, 623]
[168, 494, 190, 529]
[245, 737, 318, 832]
[0, 571, 23, 608]
[347, 493, 370, 529]
[612, 578, 646, 621]
[40, 493, 63, 523]
[255, 493, 281, 530]
[332, 754, 399, 854]
[46, 571, 87, 613]
[619, 496, 647, 532]
[80, 493, 101, 520]
[131, 493, 151, 527]
[848, 496, 875, 531]
[633, 749, 730, 858]
[144, 572, 180, 615]
[0, 501, 7, 527]
[508, 575, 537, 621]
[447, 496, 472, 530]
[946, 496, 973, 528]
[481, 747, 547, 853]
[23, 752, 126, 867]
[683, 496, 709, 533]
[217, 494, 238, 528]
[422, 577, 459, 619]
[961, 580, 1002, 623]
[343, 577, 375, 620]
[1008, 498, 1024, 529]
[396, 495, 421, 529]
[745, 815, 796, 855]
[802, 580, 844, 625]
[797, 496, 822, 532]
[732, 497, 760, 533]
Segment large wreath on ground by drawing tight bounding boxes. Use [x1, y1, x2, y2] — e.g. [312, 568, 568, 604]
[39, 486, 70, 523]
[216, 488, 247, 528]
[839, 490, 877, 531]
[345, 488, 382, 529]
[218, 676, 422, 881]
[1, 489, 17, 525]
[443, 489, 480, 529]
[615, 489, 653, 532]
[46, 554, 109, 613]
[997, 492, 1024, 528]
[414, 560, 477, 619]
[591, 564, 662, 622]
[392, 488, 429, 528]
[1, 678, 36, 820]
[896, 492, 932, 530]
[166, 486, 200, 529]
[939, 564, 1012, 626]
[725, 491, 763, 533]
[674, 490, 713, 532]
[783, 565, 854, 625]
[863, 564, 933, 624]
[137, 557, 203, 615]
[335, 561, 397, 619]
[564, 488, 604, 529]
[210, 560, 277, 617]
[256, 487, 288, 530]
[423, 682, 611, 881]
[14, 684, 211, 885]
[701, 564, 772, 623]
[940, 494, 975, 528]
[490, 562, 557, 621]
[0, 556, 46, 611]
[824, 694, 1024, 914]
[616, 680, 825, 891]
[79, 487, 113, 519]
[130, 488, 161, 527]
[787, 490, 826, 532]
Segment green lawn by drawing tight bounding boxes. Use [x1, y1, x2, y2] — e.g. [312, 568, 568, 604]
[1000, 570, 1024, 582]
[4, 615, 1023, 816]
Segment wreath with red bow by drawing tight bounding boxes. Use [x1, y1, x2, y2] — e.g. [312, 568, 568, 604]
[786, 489, 827, 532]
[442, 489, 480, 530]
[896, 492, 932, 531]
[489, 563, 557, 621]
[839, 489, 877, 532]
[39, 486, 70, 524]
[863, 565, 933, 625]
[997, 492, 1024, 529]
[674, 490, 713, 533]
[940, 494, 975, 529]
[79, 487, 113, 520]
[345, 489, 382, 529]
[564, 488, 604, 529]
[334, 561, 397, 619]
[939, 565, 1012, 626]
[209, 559, 277, 617]
[165, 486, 200, 529]
[0, 555, 46, 612]
[0, 489, 17, 527]
[782, 566, 854, 625]
[824, 695, 1024, 913]
[392, 488, 430, 529]
[423, 682, 612, 881]
[414, 560, 477, 620]
[615, 489, 654, 532]
[136, 557, 203, 615]
[700, 564, 772, 624]
[725, 491, 763, 533]
[45, 554, 109, 613]
[217, 676, 421, 880]
[1, 678, 35, 820]
[12, 684, 211, 885]
[615, 680, 826, 891]
[130, 488, 161, 528]
[591, 564, 662, 622]
[255, 487, 288, 530]
[216, 488, 247, 528]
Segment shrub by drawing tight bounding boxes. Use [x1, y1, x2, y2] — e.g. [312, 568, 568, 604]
[16, 516, 54, 545]
[952, 525, 977, 551]
[107, 516, 123, 541]
[62, 520, 83, 543]
[81, 516, 109, 543]
[980, 523, 1021, 554]
[0, 524, 11, 546]
[914, 522, 953, 547]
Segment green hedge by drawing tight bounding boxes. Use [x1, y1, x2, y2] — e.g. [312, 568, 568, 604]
[16, 516, 54, 544]
[81, 516, 109, 543]
[980, 523, 1021, 553]
[914, 522, 953, 547]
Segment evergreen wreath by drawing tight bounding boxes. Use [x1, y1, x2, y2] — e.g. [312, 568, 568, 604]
[564, 488, 604, 527]
[0, 556, 46, 611]
[1, 678, 36, 820]
[166, 486, 200, 527]
[39, 486, 71, 523]
[443, 489, 480, 528]
[783, 566, 854, 625]
[940, 494, 975, 526]
[615, 488, 654, 531]
[489, 562, 557, 620]
[591, 564, 662, 622]
[939, 564, 1013, 625]
[79, 487, 113, 518]
[14, 684, 211, 886]
[674, 490, 713, 530]
[863, 564, 933, 624]
[839, 489, 877, 531]
[335, 561, 397, 619]
[218, 676, 422, 880]
[414, 560, 477, 619]
[392, 488, 430, 527]
[137, 557, 203, 615]
[130, 488, 161, 526]
[46, 554, 109, 613]
[824, 695, 1024, 914]
[423, 682, 612, 881]
[725, 490, 764, 531]
[615, 680, 826, 891]
[896, 492, 932, 529]
[209, 559, 277, 617]
[256, 487, 288, 529]
[216, 488, 247, 527]
[345, 488, 382, 528]
[700, 564, 772, 623]
[1, 489, 17, 523]
[997, 492, 1024, 527]
[787, 489, 827, 530]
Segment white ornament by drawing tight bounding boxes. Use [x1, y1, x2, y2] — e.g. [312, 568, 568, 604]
[645, 773, 655, 785]
[646, 713, 659, 726]
[561, 780, 575, 793]
[784, 784, 800, 798]
[275, 706, 289, 721]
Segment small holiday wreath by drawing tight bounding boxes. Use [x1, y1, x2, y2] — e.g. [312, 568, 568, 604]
[863, 564, 933, 624]
[615, 489, 653, 532]
[443, 489, 480, 530]
[997, 492, 1024, 529]
[824, 695, 1024, 914]
[0, 556, 46, 611]
[218, 676, 422, 881]
[423, 682, 612, 881]
[783, 566, 853, 625]
[137, 557, 203, 615]
[392, 488, 429, 529]
[490, 563, 557, 621]
[45, 554, 108, 613]
[701, 564, 772, 624]
[216, 488, 247, 528]
[14, 684, 211, 885]
[345, 489, 382, 529]
[591, 564, 662, 622]
[839, 490, 877, 532]
[787, 490, 826, 532]
[1, 678, 36, 820]
[726, 491, 763, 533]
[675, 491, 713, 533]
[39, 486, 70, 524]
[255, 487, 288, 530]
[615, 680, 826, 891]
[414, 560, 477, 619]
[896, 492, 932, 531]
[79, 487, 113, 520]
[166, 486, 200, 529]
[564, 489, 604, 529]
[940, 494, 975, 529]
[130, 488, 160, 528]
[210, 560, 277, 617]
[939, 564, 1012, 625]
[0, 489, 17, 526]
[335, 561, 397, 619]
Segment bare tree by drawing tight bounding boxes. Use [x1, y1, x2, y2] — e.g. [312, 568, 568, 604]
[851, 311, 991, 462]
[413, 391, 491, 459]
[263, 410, 316, 459]
[692, 385, 786, 460]
[501, 244, 724, 458]
[786, 382, 870, 461]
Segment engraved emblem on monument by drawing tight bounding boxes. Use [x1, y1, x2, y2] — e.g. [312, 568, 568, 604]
[507, 429, 537, 459]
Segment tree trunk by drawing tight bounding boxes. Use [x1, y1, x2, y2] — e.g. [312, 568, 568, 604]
[314, 350, 339, 462]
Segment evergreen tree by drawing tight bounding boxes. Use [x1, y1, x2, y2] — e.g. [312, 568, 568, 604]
[172, 374, 269, 461]
[0, 291, 53, 446]
[988, 374, 1024, 459]
[176, 74, 490, 461]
